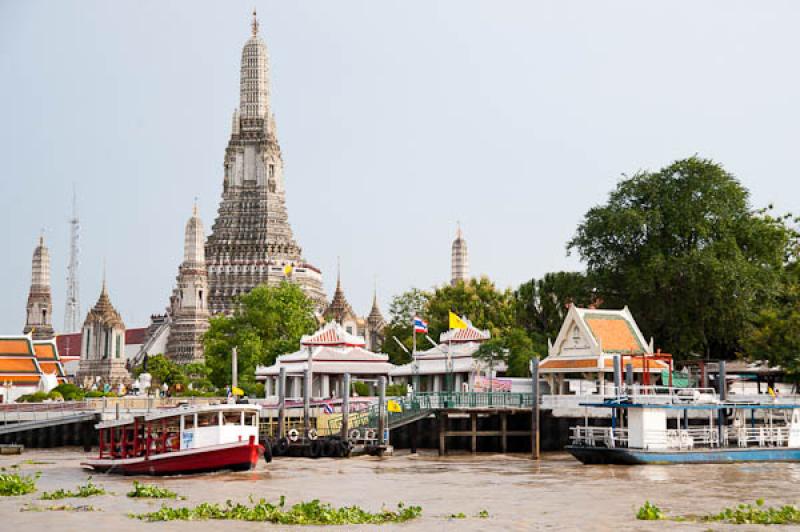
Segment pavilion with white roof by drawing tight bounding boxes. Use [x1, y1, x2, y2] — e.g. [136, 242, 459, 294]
[390, 321, 503, 392]
[255, 321, 394, 399]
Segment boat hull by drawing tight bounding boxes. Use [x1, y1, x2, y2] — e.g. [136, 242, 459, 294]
[567, 445, 800, 465]
[82, 439, 263, 476]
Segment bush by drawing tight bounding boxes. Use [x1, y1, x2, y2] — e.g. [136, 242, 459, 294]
[17, 392, 48, 403]
[386, 383, 407, 397]
[84, 391, 118, 398]
[351, 381, 370, 397]
[51, 383, 84, 401]
[46, 391, 63, 401]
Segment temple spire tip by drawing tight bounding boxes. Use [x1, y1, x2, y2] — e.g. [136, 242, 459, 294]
[251, 8, 259, 36]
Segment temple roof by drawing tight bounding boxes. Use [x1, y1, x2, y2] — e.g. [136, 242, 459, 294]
[84, 281, 125, 329]
[439, 322, 490, 344]
[366, 290, 384, 326]
[301, 321, 365, 348]
[323, 272, 357, 324]
[0, 336, 45, 385]
[32, 340, 66, 381]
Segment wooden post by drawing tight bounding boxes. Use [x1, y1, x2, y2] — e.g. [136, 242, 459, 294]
[531, 358, 540, 460]
[340, 373, 351, 440]
[438, 412, 447, 456]
[501, 412, 508, 453]
[410, 421, 418, 454]
[471, 413, 477, 453]
[303, 368, 311, 436]
[718, 360, 726, 445]
[232, 346, 238, 390]
[377, 376, 386, 445]
[277, 367, 286, 440]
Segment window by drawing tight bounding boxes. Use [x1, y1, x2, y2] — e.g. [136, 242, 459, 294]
[42, 309, 47, 323]
[115, 334, 122, 358]
[198, 290, 203, 307]
[198, 412, 217, 427]
[269, 164, 275, 178]
[223, 411, 241, 425]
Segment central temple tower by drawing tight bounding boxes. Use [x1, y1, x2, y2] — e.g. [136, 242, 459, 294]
[206, 12, 325, 314]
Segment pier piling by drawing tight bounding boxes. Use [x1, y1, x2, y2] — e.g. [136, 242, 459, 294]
[377, 376, 386, 446]
[341, 373, 350, 440]
[277, 367, 286, 440]
[303, 368, 311, 436]
[531, 358, 540, 460]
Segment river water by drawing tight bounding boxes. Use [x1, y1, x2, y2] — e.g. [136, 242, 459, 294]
[2, 449, 799, 530]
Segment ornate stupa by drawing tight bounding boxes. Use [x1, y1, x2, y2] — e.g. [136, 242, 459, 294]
[205, 11, 325, 314]
[23, 235, 54, 340]
[76, 280, 129, 388]
[450, 223, 469, 286]
[165, 204, 210, 363]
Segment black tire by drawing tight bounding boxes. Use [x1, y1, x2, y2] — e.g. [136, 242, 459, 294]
[263, 441, 273, 463]
[309, 439, 323, 459]
[321, 439, 338, 458]
[339, 439, 352, 458]
[276, 437, 290, 456]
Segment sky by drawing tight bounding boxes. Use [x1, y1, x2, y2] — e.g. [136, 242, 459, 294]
[1, 1, 800, 333]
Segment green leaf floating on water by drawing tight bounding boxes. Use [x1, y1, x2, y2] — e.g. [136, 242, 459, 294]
[637, 500, 800, 525]
[0, 471, 39, 496]
[636, 501, 665, 521]
[130, 497, 422, 524]
[40, 478, 106, 500]
[127, 481, 182, 499]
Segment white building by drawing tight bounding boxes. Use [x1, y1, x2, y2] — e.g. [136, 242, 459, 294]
[256, 321, 393, 399]
[390, 323, 504, 392]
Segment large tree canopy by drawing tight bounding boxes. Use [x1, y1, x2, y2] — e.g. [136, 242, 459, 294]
[203, 283, 317, 393]
[568, 156, 794, 359]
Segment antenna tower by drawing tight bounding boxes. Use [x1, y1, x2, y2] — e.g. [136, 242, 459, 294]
[64, 188, 81, 332]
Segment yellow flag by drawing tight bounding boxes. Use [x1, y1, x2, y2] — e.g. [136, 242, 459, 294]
[283, 264, 293, 277]
[768, 387, 776, 398]
[449, 311, 468, 330]
[387, 400, 402, 413]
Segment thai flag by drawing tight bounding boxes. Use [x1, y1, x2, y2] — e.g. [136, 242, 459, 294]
[322, 402, 334, 414]
[413, 316, 428, 333]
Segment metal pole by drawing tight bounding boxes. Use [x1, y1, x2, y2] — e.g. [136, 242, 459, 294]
[277, 367, 286, 439]
[378, 376, 386, 446]
[303, 368, 311, 435]
[625, 363, 634, 390]
[341, 373, 351, 440]
[231, 346, 238, 390]
[613, 355, 622, 397]
[531, 358, 540, 460]
[718, 360, 726, 445]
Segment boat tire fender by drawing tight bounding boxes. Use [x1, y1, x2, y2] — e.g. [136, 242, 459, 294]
[309, 439, 323, 459]
[276, 437, 290, 455]
[340, 439, 352, 458]
[263, 443, 273, 463]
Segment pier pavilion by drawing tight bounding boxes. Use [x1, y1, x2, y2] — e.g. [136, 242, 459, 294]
[256, 322, 394, 399]
[539, 305, 668, 395]
[0, 335, 65, 402]
[390, 323, 505, 392]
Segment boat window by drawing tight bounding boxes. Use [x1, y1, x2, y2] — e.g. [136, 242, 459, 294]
[198, 412, 217, 427]
[183, 415, 195, 430]
[244, 413, 256, 426]
[224, 411, 241, 425]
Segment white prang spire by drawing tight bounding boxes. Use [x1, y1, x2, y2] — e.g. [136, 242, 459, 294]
[239, 9, 270, 119]
[184, 200, 205, 266]
[24, 234, 54, 340]
[450, 222, 469, 286]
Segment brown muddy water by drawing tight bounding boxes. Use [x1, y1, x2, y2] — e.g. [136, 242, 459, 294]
[2, 449, 800, 531]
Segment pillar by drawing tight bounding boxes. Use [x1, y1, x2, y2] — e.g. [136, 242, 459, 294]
[322, 374, 330, 398]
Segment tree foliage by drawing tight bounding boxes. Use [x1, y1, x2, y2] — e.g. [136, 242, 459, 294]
[203, 283, 317, 394]
[382, 288, 431, 365]
[568, 156, 794, 359]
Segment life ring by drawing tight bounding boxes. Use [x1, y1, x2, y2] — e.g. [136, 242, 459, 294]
[348, 429, 360, 441]
[288, 428, 299, 442]
[365, 428, 376, 441]
[307, 428, 318, 441]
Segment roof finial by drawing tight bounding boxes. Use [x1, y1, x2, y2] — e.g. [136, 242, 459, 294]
[251, 8, 259, 36]
[101, 259, 107, 295]
[192, 196, 199, 217]
[39, 228, 45, 246]
[336, 256, 341, 290]
[456, 220, 463, 239]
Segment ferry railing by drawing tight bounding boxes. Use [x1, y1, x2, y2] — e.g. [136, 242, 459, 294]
[0, 400, 93, 425]
[570, 426, 628, 448]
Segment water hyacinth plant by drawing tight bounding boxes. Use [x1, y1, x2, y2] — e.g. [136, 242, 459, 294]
[0, 471, 39, 496]
[636, 501, 665, 521]
[131, 496, 422, 525]
[127, 481, 182, 499]
[40, 478, 106, 500]
[703, 499, 800, 525]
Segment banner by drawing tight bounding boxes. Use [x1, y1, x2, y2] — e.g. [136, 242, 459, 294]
[473, 376, 511, 392]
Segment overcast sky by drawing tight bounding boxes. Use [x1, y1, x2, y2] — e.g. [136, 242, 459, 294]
[1, 1, 799, 333]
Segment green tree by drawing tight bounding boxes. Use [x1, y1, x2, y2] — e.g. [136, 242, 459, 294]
[568, 156, 794, 360]
[503, 327, 538, 377]
[425, 277, 516, 341]
[203, 283, 317, 394]
[382, 288, 431, 365]
[474, 338, 508, 390]
[137, 354, 187, 388]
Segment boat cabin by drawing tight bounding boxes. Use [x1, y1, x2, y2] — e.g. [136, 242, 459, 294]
[96, 404, 260, 460]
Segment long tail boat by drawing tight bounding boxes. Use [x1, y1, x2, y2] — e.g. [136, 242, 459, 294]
[82, 404, 264, 475]
[567, 389, 800, 465]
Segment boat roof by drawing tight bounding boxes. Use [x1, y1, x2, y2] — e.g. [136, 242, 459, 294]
[580, 401, 800, 411]
[96, 403, 261, 429]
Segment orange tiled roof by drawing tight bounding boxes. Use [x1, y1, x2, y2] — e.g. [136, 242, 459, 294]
[540, 358, 601, 370]
[0, 358, 40, 373]
[33, 343, 57, 360]
[1, 375, 41, 385]
[584, 315, 645, 354]
[0, 339, 33, 356]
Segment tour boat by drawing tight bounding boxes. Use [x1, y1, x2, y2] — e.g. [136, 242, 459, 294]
[83, 403, 264, 475]
[566, 393, 800, 465]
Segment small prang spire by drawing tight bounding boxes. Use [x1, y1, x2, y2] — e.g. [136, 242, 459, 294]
[251, 8, 259, 36]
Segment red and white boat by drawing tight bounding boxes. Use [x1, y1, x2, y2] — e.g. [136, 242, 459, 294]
[82, 403, 264, 475]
